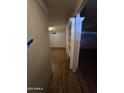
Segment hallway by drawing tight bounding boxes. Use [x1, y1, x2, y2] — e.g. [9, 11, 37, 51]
[47, 48, 82, 93]
[27, 0, 97, 93]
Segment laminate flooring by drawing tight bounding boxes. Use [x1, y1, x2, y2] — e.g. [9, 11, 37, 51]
[47, 48, 97, 93]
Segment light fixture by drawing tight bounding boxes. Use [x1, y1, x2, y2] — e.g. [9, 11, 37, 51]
[48, 27, 56, 31]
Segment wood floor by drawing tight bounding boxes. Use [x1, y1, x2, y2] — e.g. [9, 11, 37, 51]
[47, 48, 97, 93]
[78, 49, 97, 93]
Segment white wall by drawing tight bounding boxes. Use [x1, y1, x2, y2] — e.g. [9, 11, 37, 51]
[49, 30, 66, 48]
[27, 0, 52, 93]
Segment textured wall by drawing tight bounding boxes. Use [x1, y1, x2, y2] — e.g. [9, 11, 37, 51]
[27, 0, 52, 93]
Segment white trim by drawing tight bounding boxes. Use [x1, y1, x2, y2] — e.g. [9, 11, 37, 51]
[70, 17, 75, 69]
[74, 14, 84, 70]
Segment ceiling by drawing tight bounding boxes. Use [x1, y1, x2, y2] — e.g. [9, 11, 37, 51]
[44, 0, 84, 31]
